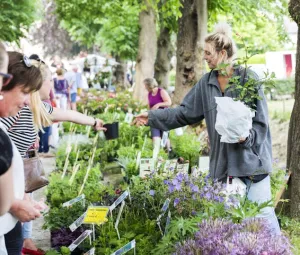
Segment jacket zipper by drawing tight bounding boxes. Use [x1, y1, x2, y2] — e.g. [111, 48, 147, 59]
[252, 148, 263, 166]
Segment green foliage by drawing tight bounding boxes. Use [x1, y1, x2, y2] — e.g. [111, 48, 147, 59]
[273, 79, 295, 96]
[271, 110, 291, 123]
[227, 197, 273, 223]
[169, 131, 202, 166]
[270, 167, 288, 201]
[280, 216, 300, 254]
[97, 1, 140, 60]
[55, 0, 105, 48]
[0, 0, 40, 42]
[43, 203, 85, 231]
[208, 0, 289, 51]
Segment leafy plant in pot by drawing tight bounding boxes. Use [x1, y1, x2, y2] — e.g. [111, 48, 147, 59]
[103, 112, 120, 140]
[214, 38, 275, 144]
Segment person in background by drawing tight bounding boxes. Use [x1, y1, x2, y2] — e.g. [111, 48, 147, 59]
[54, 68, 69, 110]
[134, 23, 280, 235]
[0, 52, 42, 255]
[0, 42, 14, 217]
[29, 54, 55, 157]
[64, 64, 81, 111]
[144, 78, 172, 153]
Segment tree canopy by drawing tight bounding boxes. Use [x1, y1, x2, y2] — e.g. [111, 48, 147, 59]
[0, 0, 40, 43]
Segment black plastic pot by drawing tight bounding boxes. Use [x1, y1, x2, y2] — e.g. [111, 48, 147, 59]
[103, 122, 119, 140]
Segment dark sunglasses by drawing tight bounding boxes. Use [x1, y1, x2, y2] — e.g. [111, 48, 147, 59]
[0, 72, 13, 86]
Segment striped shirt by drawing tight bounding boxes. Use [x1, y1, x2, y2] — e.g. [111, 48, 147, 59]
[0, 102, 53, 158]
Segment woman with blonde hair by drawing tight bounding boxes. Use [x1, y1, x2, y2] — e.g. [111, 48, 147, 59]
[135, 23, 280, 235]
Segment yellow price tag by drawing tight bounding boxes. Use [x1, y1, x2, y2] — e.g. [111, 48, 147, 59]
[83, 206, 110, 225]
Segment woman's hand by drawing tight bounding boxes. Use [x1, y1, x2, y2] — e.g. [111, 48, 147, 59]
[132, 112, 149, 126]
[94, 118, 107, 131]
[10, 199, 41, 222]
[151, 104, 160, 110]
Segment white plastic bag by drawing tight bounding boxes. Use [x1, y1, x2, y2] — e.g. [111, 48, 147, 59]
[215, 97, 255, 143]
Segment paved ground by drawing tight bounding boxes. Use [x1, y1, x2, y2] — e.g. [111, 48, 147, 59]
[31, 157, 55, 250]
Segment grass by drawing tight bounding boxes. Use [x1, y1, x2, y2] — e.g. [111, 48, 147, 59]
[268, 99, 294, 123]
[280, 216, 300, 254]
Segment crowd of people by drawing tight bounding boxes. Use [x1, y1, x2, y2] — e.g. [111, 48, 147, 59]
[0, 22, 281, 254]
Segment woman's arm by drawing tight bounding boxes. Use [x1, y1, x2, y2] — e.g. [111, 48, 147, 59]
[50, 108, 106, 131]
[151, 89, 172, 110]
[0, 168, 14, 216]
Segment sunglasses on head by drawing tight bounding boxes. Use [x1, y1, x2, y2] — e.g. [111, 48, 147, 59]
[0, 72, 13, 86]
[22, 55, 45, 68]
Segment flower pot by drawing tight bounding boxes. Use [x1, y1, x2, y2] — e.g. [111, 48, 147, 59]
[103, 122, 119, 140]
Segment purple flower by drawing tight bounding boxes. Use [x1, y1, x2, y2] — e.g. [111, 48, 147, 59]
[174, 218, 293, 255]
[190, 184, 199, 193]
[172, 178, 182, 191]
[176, 173, 184, 182]
[149, 190, 155, 196]
[174, 198, 180, 207]
[168, 184, 175, 193]
[163, 180, 170, 185]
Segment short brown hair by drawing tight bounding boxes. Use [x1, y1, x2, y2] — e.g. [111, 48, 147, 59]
[56, 68, 64, 76]
[2, 52, 43, 93]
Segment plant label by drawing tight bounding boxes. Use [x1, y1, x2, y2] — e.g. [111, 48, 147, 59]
[153, 139, 160, 161]
[110, 190, 129, 211]
[164, 210, 171, 235]
[115, 201, 125, 239]
[69, 164, 80, 185]
[84, 248, 95, 255]
[161, 131, 169, 147]
[68, 230, 92, 251]
[83, 206, 110, 225]
[163, 160, 177, 173]
[226, 176, 247, 198]
[198, 156, 210, 173]
[161, 198, 170, 213]
[124, 113, 134, 123]
[139, 158, 154, 178]
[69, 212, 87, 232]
[176, 163, 189, 174]
[135, 151, 141, 170]
[63, 194, 85, 207]
[175, 127, 184, 136]
[110, 239, 136, 255]
[141, 135, 147, 152]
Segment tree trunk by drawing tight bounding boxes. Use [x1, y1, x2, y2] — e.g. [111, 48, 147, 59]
[133, 0, 157, 102]
[195, 0, 207, 79]
[115, 55, 126, 89]
[154, 27, 173, 89]
[287, 0, 300, 218]
[173, 0, 207, 104]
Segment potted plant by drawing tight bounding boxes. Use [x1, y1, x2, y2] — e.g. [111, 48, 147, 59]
[103, 112, 120, 140]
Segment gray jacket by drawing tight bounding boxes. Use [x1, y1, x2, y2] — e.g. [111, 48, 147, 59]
[148, 67, 272, 181]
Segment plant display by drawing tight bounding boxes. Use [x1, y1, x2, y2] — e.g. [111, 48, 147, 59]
[43, 90, 292, 254]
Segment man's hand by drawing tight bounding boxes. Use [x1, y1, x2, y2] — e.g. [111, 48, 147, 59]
[94, 119, 107, 131]
[10, 199, 41, 222]
[132, 112, 149, 126]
